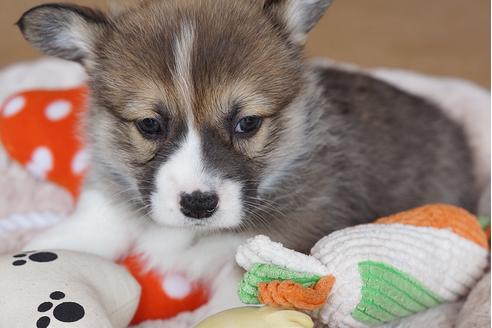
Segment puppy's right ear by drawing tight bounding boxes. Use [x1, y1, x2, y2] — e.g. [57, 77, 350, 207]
[17, 3, 108, 64]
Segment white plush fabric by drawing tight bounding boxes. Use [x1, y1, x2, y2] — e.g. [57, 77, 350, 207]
[236, 235, 327, 276]
[0, 249, 140, 328]
[0, 58, 489, 327]
[236, 224, 489, 328]
[0, 58, 86, 105]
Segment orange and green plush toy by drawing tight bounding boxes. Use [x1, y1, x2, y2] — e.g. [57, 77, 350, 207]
[236, 204, 490, 328]
[0, 87, 209, 324]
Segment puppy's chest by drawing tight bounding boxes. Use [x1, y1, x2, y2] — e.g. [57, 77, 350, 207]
[132, 228, 246, 281]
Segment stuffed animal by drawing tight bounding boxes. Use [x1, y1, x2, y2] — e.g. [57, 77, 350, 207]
[0, 249, 209, 327]
[0, 86, 88, 198]
[236, 204, 489, 327]
[0, 250, 140, 328]
[121, 254, 209, 325]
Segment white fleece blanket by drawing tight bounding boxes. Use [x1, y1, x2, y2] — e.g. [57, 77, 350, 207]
[0, 58, 489, 327]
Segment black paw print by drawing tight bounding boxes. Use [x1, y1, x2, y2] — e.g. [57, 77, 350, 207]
[36, 291, 85, 328]
[12, 251, 58, 266]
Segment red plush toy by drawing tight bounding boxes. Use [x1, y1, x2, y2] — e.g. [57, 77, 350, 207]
[0, 87, 88, 197]
[0, 87, 210, 324]
[123, 255, 209, 325]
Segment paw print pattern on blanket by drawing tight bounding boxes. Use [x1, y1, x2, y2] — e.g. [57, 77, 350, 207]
[12, 251, 58, 266]
[36, 291, 85, 328]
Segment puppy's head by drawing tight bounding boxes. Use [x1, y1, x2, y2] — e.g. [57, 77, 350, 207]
[18, 0, 332, 230]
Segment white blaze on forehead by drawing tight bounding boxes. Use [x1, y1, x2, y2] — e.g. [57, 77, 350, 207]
[172, 23, 195, 119]
[155, 25, 248, 229]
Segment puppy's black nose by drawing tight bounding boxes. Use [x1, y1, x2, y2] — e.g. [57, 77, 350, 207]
[180, 191, 219, 219]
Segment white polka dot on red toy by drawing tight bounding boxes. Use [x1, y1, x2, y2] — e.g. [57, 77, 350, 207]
[25, 146, 54, 179]
[72, 149, 89, 175]
[2, 96, 26, 118]
[45, 100, 72, 121]
[162, 274, 192, 299]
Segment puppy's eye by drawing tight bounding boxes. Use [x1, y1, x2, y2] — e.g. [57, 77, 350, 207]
[235, 116, 262, 137]
[136, 118, 162, 138]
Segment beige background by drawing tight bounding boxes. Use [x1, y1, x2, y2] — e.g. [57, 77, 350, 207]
[0, 0, 490, 87]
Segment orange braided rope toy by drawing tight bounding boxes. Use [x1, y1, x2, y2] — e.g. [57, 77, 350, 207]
[258, 275, 335, 310]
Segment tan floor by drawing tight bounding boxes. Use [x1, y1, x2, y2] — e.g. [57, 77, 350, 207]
[0, 0, 490, 87]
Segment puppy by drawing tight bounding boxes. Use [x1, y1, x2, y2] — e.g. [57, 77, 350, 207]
[18, 0, 478, 322]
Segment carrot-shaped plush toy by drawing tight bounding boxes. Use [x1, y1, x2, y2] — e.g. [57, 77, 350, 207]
[236, 204, 489, 327]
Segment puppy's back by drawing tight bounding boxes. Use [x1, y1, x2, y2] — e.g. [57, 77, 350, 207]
[267, 66, 479, 251]
[323, 67, 477, 209]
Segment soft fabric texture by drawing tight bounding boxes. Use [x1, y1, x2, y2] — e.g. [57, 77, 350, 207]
[121, 255, 209, 325]
[0, 144, 72, 254]
[0, 249, 140, 328]
[0, 86, 88, 197]
[0, 58, 489, 327]
[236, 204, 489, 328]
[195, 306, 314, 328]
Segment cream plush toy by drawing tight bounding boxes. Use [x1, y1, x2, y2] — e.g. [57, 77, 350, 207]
[235, 204, 489, 327]
[196, 306, 314, 328]
[0, 250, 140, 328]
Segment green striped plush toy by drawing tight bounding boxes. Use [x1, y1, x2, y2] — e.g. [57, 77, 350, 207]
[236, 204, 489, 327]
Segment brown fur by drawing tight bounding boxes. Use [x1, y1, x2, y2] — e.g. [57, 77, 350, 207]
[87, 0, 301, 162]
[18, 0, 478, 253]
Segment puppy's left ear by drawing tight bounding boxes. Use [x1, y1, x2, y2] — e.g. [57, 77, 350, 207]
[263, 0, 333, 45]
[17, 3, 108, 65]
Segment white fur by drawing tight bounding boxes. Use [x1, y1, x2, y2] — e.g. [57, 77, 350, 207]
[151, 129, 244, 229]
[55, 26, 91, 58]
[284, 0, 330, 44]
[285, 0, 311, 43]
[172, 23, 195, 118]
[24, 189, 142, 259]
[134, 225, 246, 281]
[151, 130, 207, 227]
